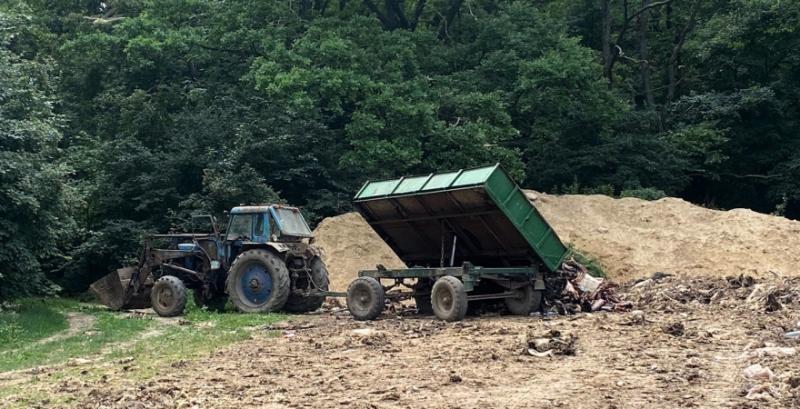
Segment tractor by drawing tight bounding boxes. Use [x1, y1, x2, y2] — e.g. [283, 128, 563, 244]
[90, 205, 329, 317]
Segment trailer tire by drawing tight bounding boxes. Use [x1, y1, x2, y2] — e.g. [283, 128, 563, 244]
[504, 285, 541, 315]
[346, 277, 385, 321]
[431, 276, 468, 322]
[151, 275, 187, 317]
[284, 257, 330, 313]
[227, 249, 290, 313]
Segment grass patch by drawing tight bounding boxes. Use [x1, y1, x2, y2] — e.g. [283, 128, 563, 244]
[0, 299, 70, 350]
[0, 294, 288, 408]
[104, 294, 284, 378]
[0, 293, 286, 373]
[0, 306, 152, 372]
[565, 245, 607, 278]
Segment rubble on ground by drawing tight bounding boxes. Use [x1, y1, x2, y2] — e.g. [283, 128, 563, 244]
[544, 258, 632, 314]
[521, 329, 577, 357]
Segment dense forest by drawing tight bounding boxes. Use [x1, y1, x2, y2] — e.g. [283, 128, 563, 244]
[1, 0, 798, 299]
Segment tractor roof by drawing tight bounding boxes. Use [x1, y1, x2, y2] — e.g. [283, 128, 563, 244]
[230, 204, 299, 214]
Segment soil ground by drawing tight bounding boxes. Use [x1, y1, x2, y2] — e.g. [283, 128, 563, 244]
[3, 276, 798, 409]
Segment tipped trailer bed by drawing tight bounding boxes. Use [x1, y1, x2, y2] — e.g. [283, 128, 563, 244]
[345, 164, 568, 321]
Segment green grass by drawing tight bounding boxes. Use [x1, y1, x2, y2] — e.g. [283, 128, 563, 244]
[0, 302, 152, 372]
[0, 293, 285, 373]
[0, 299, 71, 350]
[0, 294, 288, 408]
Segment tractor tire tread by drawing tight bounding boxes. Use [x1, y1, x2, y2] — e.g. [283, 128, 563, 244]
[227, 249, 290, 313]
[346, 277, 385, 321]
[431, 276, 468, 322]
[151, 275, 187, 317]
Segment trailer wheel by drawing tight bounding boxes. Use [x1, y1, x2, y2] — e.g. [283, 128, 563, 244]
[284, 257, 330, 313]
[504, 285, 541, 315]
[151, 275, 187, 317]
[227, 249, 290, 313]
[346, 277, 385, 321]
[431, 276, 468, 322]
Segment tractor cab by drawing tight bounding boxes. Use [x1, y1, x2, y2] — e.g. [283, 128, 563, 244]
[225, 205, 313, 244]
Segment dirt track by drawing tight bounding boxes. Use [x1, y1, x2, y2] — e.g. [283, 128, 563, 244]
[15, 277, 794, 409]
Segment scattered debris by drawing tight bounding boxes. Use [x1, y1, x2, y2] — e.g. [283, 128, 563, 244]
[351, 328, 379, 337]
[745, 384, 778, 401]
[522, 329, 576, 357]
[741, 346, 796, 359]
[742, 364, 775, 381]
[545, 258, 632, 314]
[662, 322, 685, 337]
[620, 310, 648, 326]
[448, 373, 462, 383]
[788, 331, 800, 340]
[67, 358, 93, 366]
[727, 274, 755, 288]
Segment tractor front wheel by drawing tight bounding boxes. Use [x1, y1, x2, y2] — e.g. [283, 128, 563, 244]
[151, 275, 188, 317]
[227, 249, 290, 313]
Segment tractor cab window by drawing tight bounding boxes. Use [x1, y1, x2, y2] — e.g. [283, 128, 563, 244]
[273, 208, 312, 237]
[227, 214, 253, 241]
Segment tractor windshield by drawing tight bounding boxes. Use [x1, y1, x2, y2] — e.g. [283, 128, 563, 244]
[273, 208, 312, 237]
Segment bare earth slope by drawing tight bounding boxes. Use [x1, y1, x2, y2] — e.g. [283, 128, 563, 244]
[528, 191, 800, 281]
[312, 193, 800, 287]
[312, 212, 405, 291]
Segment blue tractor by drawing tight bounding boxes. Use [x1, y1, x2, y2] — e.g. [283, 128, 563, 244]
[90, 205, 330, 317]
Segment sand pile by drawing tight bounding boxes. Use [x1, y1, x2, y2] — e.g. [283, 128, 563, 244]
[527, 191, 800, 281]
[312, 193, 800, 285]
[311, 212, 404, 291]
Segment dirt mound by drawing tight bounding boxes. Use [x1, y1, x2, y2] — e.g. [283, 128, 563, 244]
[528, 191, 800, 281]
[311, 212, 404, 291]
[311, 193, 800, 287]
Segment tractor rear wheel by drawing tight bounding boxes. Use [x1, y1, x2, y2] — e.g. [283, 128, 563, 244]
[227, 249, 290, 313]
[504, 285, 541, 315]
[431, 276, 468, 322]
[346, 277, 385, 321]
[284, 257, 330, 313]
[151, 275, 187, 317]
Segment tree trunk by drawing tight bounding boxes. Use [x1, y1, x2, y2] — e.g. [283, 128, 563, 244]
[667, 0, 699, 101]
[601, 0, 614, 87]
[637, 0, 655, 108]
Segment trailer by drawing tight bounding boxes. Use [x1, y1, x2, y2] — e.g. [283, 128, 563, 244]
[345, 164, 569, 321]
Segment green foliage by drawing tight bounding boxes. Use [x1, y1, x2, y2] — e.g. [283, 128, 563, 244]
[620, 188, 667, 201]
[2, 0, 800, 297]
[0, 7, 72, 299]
[566, 246, 607, 278]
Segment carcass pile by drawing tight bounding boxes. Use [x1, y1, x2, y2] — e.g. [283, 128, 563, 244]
[544, 258, 633, 314]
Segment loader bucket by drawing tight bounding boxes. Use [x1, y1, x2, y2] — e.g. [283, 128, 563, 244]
[89, 267, 150, 310]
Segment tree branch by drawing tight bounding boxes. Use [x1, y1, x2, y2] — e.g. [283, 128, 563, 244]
[363, 0, 392, 29]
[410, 0, 427, 29]
[608, 0, 674, 79]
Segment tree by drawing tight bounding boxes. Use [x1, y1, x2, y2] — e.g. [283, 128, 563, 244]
[0, 8, 72, 299]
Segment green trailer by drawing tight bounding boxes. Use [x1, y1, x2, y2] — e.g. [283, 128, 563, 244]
[345, 164, 568, 321]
